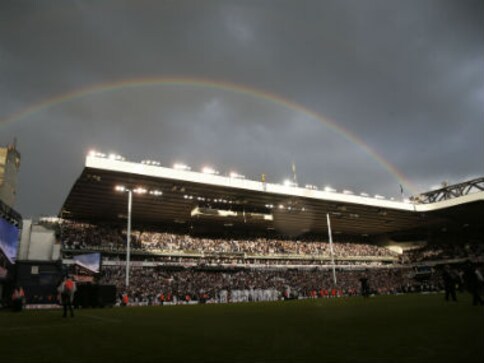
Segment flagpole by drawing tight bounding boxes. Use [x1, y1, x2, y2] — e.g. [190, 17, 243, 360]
[326, 213, 337, 286]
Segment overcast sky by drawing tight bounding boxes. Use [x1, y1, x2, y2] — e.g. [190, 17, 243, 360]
[0, 0, 483, 218]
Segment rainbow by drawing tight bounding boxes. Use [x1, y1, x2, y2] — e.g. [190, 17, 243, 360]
[0, 76, 416, 193]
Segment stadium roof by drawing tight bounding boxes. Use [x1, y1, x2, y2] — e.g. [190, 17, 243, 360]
[60, 154, 484, 240]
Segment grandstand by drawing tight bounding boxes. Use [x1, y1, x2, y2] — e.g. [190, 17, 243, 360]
[49, 152, 484, 304]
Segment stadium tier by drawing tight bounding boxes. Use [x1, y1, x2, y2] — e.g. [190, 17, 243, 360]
[60, 153, 484, 240]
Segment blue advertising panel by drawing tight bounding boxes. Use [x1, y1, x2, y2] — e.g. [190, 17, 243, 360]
[0, 217, 19, 264]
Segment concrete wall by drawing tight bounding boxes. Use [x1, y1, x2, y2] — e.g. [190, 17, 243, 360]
[17, 220, 58, 261]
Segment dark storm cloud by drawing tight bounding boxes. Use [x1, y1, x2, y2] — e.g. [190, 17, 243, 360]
[0, 0, 482, 216]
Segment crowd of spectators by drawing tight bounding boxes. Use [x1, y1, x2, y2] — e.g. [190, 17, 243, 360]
[98, 265, 443, 305]
[56, 220, 484, 307]
[61, 221, 398, 260]
[401, 241, 484, 263]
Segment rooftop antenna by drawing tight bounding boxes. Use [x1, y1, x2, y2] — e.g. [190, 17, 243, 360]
[399, 184, 405, 201]
[292, 161, 297, 186]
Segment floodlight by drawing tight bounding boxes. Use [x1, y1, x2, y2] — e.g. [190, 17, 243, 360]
[202, 166, 218, 175]
[174, 163, 191, 171]
[229, 171, 245, 179]
[283, 179, 297, 187]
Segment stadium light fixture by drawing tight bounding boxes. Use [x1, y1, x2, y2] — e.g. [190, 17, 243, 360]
[108, 153, 125, 161]
[142, 160, 161, 166]
[202, 166, 219, 175]
[115, 185, 162, 288]
[283, 179, 297, 187]
[342, 190, 354, 195]
[115, 186, 133, 288]
[89, 150, 106, 158]
[133, 187, 147, 194]
[173, 163, 191, 171]
[324, 186, 336, 192]
[374, 194, 386, 200]
[229, 171, 245, 179]
[360, 192, 370, 197]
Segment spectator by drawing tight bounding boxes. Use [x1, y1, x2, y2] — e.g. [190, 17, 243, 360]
[58, 276, 77, 318]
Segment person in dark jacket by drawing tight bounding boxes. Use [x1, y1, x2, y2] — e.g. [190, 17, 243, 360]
[58, 276, 77, 317]
[463, 261, 484, 306]
[442, 265, 457, 302]
[11, 286, 25, 312]
[359, 275, 370, 298]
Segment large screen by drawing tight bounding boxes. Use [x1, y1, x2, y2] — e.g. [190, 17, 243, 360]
[0, 217, 20, 264]
[73, 252, 101, 274]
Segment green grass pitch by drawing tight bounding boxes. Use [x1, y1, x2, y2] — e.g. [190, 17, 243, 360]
[1, 293, 483, 363]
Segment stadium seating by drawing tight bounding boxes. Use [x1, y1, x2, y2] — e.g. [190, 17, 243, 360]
[54, 220, 483, 305]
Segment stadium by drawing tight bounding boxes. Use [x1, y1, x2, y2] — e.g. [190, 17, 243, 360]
[1, 148, 483, 362]
[1, 2, 483, 361]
